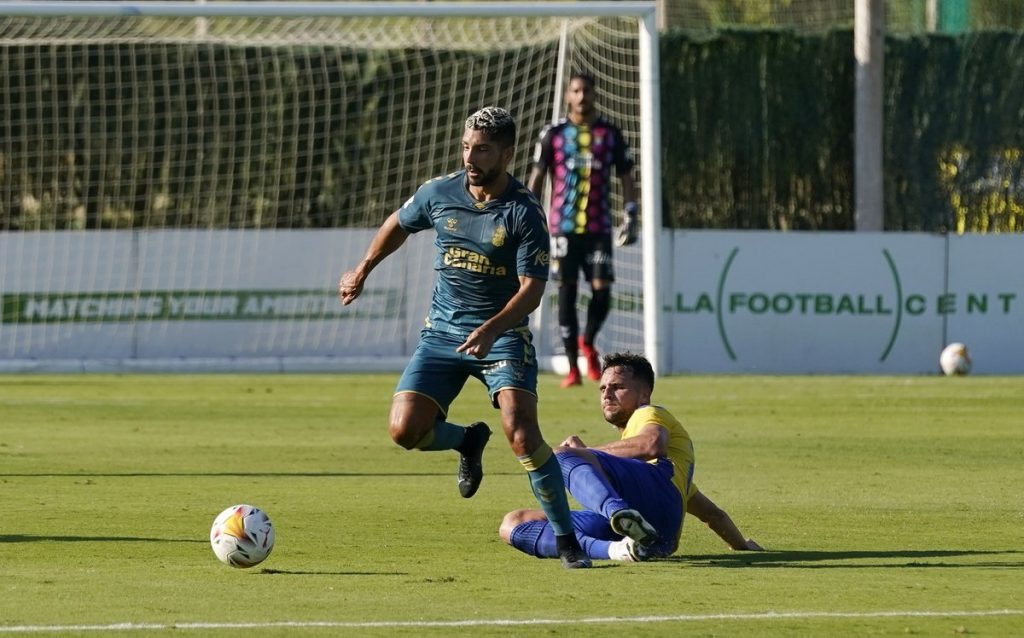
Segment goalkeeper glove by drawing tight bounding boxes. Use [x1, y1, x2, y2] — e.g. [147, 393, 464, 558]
[616, 202, 639, 247]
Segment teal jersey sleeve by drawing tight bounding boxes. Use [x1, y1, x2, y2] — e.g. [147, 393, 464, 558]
[512, 187, 551, 280]
[396, 186, 435, 233]
[395, 171, 550, 335]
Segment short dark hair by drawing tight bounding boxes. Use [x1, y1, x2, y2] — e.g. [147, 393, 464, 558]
[569, 72, 596, 88]
[601, 352, 655, 392]
[464, 106, 516, 149]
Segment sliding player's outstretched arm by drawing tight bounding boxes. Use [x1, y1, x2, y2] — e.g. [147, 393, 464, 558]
[338, 211, 409, 305]
[686, 489, 764, 551]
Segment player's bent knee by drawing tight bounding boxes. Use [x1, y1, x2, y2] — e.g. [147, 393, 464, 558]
[499, 509, 545, 544]
[498, 512, 521, 544]
[388, 417, 433, 450]
[388, 422, 416, 449]
[388, 397, 437, 449]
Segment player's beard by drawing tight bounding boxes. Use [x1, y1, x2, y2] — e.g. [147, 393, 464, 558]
[465, 164, 502, 187]
[602, 405, 628, 428]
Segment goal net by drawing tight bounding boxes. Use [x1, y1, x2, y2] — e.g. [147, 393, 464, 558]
[0, 1, 659, 372]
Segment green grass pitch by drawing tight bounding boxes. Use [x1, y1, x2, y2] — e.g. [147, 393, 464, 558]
[2, 373, 1023, 636]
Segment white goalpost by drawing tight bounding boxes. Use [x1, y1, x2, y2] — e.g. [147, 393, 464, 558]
[0, 1, 664, 374]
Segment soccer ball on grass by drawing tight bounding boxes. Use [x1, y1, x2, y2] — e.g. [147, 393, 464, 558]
[210, 504, 275, 568]
[939, 342, 971, 376]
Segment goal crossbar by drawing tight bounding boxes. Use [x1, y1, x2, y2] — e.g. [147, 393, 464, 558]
[0, 2, 657, 19]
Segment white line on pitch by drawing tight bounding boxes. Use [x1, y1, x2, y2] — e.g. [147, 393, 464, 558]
[1, 610, 1023, 633]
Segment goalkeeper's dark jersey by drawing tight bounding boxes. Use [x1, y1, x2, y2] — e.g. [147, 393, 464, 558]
[532, 116, 634, 237]
[397, 170, 550, 337]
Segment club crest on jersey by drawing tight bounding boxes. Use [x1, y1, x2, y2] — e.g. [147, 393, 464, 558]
[491, 225, 506, 247]
[446, 217, 458, 230]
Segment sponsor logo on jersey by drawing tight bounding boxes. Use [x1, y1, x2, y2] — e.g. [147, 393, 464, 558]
[443, 246, 508, 276]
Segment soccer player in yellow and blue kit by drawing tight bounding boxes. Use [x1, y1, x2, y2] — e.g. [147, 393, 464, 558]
[339, 106, 591, 568]
[500, 352, 693, 562]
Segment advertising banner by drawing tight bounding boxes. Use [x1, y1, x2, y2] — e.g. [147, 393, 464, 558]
[1, 230, 1021, 373]
[668, 232, 1021, 374]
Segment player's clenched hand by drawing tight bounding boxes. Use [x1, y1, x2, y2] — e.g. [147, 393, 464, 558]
[560, 435, 586, 448]
[456, 327, 497, 359]
[338, 271, 364, 305]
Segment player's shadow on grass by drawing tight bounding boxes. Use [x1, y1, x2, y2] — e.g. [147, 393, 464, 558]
[0, 534, 206, 544]
[665, 549, 1024, 569]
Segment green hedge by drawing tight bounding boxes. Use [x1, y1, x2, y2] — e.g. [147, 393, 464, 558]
[660, 28, 1024, 231]
[2, 31, 1022, 232]
[660, 29, 855, 230]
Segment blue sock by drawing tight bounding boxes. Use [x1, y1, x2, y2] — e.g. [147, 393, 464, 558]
[582, 538, 612, 560]
[417, 419, 466, 451]
[522, 450, 575, 537]
[557, 450, 629, 520]
[510, 519, 612, 560]
[510, 520, 556, 558]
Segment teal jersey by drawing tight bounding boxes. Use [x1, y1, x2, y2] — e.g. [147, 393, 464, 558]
[397, 170, 550, 335]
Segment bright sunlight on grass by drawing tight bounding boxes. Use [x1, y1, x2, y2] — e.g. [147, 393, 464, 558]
[1, 373, 1022, 636]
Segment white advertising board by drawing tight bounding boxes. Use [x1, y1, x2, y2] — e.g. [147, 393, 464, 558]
[0, 230, 436, 371]
[1, 229, 1021, 373]
[668, 231, 1022, 374]
[945, 234, 1024, 374]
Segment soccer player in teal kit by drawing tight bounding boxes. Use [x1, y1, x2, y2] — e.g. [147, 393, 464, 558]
[339, 106, 591, 568]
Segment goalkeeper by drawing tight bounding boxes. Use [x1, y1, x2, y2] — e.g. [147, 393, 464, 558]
[500, 352, 763, 562]
[339, 106, 591, 569]
[528, 71, 639, 388]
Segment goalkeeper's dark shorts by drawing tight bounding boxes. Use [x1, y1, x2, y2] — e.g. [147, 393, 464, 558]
[394, 327, 538, 416]
[550, 233, 615, 285]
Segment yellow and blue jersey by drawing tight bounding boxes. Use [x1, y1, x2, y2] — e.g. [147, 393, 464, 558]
[397, 170, 550, 336]
[620, 404, 696, 503]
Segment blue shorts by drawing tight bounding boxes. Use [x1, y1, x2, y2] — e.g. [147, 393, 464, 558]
[395, 328, 538, 416]
[509, 450, 685, 559]
[585, 450, 685, 555]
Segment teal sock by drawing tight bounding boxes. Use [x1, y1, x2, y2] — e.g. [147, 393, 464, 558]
[417, 419, 467, 451]
[527, 453, 575, 536]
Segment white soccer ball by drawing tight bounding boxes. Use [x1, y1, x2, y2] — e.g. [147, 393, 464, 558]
[210, 504, 275, 568]
[939, 342, 971, 376]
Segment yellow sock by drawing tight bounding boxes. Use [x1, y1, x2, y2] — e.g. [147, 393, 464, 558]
[517, 442, 552, 471]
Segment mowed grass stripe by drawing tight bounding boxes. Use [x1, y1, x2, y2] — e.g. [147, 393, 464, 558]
[1, 374, 1022, 637]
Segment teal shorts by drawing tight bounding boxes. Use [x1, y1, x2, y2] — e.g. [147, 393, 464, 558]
[395, 328, 538, 416]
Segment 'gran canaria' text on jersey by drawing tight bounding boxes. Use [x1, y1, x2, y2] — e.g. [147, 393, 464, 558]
[443, 245, 508, 276]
